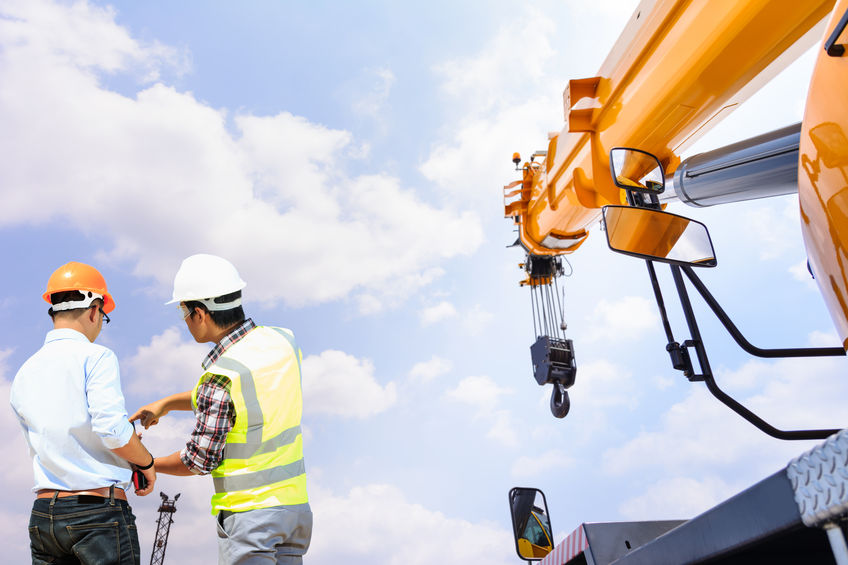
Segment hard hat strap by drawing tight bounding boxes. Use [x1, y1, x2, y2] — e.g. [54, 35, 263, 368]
[196, 296, 242, 311]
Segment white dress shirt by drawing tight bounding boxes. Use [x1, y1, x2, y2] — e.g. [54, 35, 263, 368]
[10, 328, 134, 491]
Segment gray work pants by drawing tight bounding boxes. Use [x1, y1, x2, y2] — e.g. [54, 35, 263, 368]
[216, 505, 313, 565]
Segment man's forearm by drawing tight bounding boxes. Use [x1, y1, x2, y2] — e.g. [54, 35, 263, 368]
[111, 432, 154, 467]
[155, 451, 196, 476]
[161, 391, 193, 412]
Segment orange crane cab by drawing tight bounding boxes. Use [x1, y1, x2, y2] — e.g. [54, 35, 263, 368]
[799, 6, 848, 348]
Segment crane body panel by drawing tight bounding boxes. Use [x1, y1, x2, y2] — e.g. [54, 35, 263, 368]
[799, 3, 848, 347]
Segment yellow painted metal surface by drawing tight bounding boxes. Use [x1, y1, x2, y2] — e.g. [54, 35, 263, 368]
[506, 0, 834, 256]
[798, 0, 848, 346]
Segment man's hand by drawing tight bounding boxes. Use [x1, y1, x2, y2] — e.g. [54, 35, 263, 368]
[132, 464, 156, 496]
[130, 397, 171, 428]
[130, 392, 192, 429]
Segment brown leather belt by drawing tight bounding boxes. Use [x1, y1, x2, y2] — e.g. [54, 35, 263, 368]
[37, 486, 127, 501]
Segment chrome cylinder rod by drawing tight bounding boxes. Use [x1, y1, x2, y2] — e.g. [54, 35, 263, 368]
[665, 123, 801, 207]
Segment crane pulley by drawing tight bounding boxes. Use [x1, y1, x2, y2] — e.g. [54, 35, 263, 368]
[521, 254, 576, 418]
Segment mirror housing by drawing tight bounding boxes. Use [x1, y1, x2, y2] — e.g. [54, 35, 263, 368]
[509, 487, 555, 561]
[602, 205, 717, 267]
[609, 147, 665, 194]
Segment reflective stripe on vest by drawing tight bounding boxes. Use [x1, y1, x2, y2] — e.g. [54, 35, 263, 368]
[224, 424, 303, 460]
[194, 326, 308, 513]
[213, 458, 306, 492]
[214, 357, 263, 449]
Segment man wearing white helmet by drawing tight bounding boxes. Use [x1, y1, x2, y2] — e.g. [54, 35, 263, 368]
[131, 254, 312, 565]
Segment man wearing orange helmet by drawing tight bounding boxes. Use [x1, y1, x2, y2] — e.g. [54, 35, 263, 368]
[10, 261, 157, 565]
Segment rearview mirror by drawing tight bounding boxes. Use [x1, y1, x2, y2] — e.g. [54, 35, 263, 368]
[609, 147, 665, 194]
[602, 205, 717, 267]
[509, 487, 554, 561]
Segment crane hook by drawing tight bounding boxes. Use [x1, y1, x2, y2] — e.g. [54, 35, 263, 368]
[550, 382, 570, 418]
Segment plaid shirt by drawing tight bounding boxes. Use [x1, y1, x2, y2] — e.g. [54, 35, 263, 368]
[202, 318, 256, 370]
[180, 318, 256, 474]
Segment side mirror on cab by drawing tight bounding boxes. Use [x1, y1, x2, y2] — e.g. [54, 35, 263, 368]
[609, 147, 666, 194]
[509, 487, 555, 561]
[602, 205, 717, 267]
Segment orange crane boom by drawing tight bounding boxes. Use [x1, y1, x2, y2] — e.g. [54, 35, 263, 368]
[505, 0, 834, 256]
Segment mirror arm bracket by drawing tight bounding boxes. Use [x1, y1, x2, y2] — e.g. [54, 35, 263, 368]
[646, 260, 699, 379]
[668, 264, 841, 440]
[625, 189, 662, 210]
[680, 265, 846, 358]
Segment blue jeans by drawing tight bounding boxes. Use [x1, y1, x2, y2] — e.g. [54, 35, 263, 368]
[28, 493, 140, 565]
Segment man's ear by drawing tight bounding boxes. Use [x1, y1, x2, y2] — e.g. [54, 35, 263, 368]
[88, 306, 98, 324]
[193, 307, 209, 323]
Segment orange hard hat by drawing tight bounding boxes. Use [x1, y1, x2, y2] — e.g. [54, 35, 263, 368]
[42, 262, 116, 313]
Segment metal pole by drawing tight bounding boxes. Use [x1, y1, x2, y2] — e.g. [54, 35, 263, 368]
[646, 260, 676, 343]
[825, 522, 848, 565]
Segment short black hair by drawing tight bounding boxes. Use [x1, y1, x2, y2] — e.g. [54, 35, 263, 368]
[185, 290, 245, 330]
[48, 290, 101, 319]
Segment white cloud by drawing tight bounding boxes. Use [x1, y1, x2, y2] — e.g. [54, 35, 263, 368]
[744, 199, 802, 261]
[419, 301, 458, 326]
[807, 330, 842, 347]
[420, 7, 563, 206]
[353, 267, 447, 315]
[352, 67, 396, 119]
[0, 348, 14, 379]
[487, 409, 519, 447]
[408, 356, 452, 383]
[789, 258, 817, 288]
[302, 350, 396, 418]
[603, 387, 757, 476]
[445, 375, 512, 411]
[511, 449, 574, 479]
[445, 375, 518, 447]
[0, 0, 483, 309]
[583, 296, 658, 342]
[123, 327, 208, 396]
[572, 0, 640, 19]
[0, 0, 186, 80]
[653, 374, 675, 390]
[432, 9, 554, 108]
[618, 476, 738, 521]
[462, 304, 495, 336]
[0, 378, 36, 492]
[603, 352, 848, 481]
[309, 482, 515, 565]
[568, 359, 639, 410]
[420, 97, 559, 206]
[355, 294, 384, 315]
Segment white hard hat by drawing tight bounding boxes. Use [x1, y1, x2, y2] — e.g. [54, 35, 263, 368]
[166, 254, 247, 308]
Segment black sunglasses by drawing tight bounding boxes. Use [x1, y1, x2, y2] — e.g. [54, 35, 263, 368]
[95, 305, 110, 324]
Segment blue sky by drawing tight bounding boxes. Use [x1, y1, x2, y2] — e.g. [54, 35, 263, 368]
[2, 1, 847, 564]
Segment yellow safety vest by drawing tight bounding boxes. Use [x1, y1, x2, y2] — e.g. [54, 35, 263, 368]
[191, 326, 308, 514]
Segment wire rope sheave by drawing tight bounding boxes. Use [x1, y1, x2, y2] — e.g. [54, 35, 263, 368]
[523, 254, 577, 418]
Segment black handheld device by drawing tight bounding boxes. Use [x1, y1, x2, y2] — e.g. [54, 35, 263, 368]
[131, 421, 149, 491]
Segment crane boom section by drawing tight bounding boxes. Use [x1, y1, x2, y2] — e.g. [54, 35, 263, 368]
[510, 0, 834, 256]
